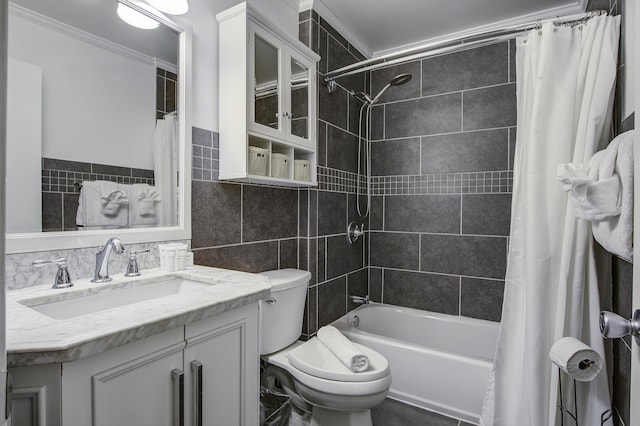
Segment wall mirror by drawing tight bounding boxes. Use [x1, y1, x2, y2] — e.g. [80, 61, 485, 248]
[6, 0, 192, 253]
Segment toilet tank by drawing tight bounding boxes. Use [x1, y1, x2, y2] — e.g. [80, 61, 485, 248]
[258, 269, 311, 355]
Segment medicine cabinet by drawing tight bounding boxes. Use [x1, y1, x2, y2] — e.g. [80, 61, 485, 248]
[217, 2, 320, 186]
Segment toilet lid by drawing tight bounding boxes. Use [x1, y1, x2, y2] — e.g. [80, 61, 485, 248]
[287, 338, 389, 382]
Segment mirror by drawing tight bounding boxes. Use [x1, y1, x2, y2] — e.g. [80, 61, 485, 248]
[290, 57, 309, 140]
[6, 0, 192, 253]
[254, 34, 280, 130]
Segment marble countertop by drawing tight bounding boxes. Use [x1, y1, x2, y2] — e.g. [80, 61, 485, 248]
[7, 266, 271, 367]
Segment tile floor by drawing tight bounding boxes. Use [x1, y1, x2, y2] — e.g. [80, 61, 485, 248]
[371, 398, 476, 426]
[286, 398, 476, 426]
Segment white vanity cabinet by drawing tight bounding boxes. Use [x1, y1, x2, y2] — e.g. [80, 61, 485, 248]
[9, 303, 259, 426]
[218, 2, 320, 186]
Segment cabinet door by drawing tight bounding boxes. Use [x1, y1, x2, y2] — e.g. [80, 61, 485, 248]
[9, 364, 62, 426]
[286, 51, 316, 149]
[184, 305, 259, 426]
[249, 24, 285, 140]
[62, 328, 185, 426]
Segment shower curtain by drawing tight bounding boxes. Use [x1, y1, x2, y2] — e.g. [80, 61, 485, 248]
[480, 15, 620, 426]
[153, 113, 178, 226]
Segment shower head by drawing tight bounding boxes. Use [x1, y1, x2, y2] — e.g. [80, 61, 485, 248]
[390, 73, 412, 86]
[370, 73, 412, 104]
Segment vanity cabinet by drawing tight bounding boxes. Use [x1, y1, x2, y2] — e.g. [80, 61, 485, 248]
[217, 3, 320, 186]
[9, 303, 259, 426]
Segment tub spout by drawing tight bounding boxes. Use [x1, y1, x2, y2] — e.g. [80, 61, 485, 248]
[350, 294, 369, 305]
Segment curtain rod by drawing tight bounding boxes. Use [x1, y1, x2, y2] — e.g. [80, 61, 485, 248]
[324, 10, 605, 87]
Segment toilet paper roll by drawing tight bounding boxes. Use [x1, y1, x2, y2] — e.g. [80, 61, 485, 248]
[549, 337, 603, 382]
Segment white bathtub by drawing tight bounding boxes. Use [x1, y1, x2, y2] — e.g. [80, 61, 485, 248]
[331, 303, 499, 424]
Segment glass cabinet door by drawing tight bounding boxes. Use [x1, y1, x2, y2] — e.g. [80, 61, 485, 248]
[253, 32, 281, 133]
[289, 57, 310, 141]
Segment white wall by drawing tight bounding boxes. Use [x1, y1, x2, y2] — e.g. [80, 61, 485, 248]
[9, 12, 156, 170]
[622, 0, 635, 120]
[6, 59, 42, 233]
[172, 0, 299, 133]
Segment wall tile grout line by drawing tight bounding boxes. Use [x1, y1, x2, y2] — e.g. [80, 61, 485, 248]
[372, 265, 506, 283]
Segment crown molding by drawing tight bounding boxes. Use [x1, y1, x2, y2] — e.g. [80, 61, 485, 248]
[298, 0, 373, 58]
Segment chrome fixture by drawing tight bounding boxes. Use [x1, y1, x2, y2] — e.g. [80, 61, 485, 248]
[91, 237, 125, 283]
[124, 249, 151, 277]
[349, 315, 360, 328]
[370, 73, 412, 104]
[600, 310, 640, 346]
[349, 295, 369, 305]
[347, 222, 365, 244]
[355, 74, 412, 217]
[32, 258, 73, 289]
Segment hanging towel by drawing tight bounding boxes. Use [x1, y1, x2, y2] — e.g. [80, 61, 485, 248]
[119, 183, 159, 227]
[76, 181, 129, 228]
[316, 326, 369, 372]
[593, 131, 634, 261]
[558, 130, 634, 261]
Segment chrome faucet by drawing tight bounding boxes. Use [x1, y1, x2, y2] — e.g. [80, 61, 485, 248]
[91, 237, 125, 283]
[349, 294, 370, 305]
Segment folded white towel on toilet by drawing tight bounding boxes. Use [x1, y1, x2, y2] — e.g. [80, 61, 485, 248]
[317, 326, 369, 372]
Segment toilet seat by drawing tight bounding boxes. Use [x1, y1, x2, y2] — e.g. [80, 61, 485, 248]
[288, 337, 389, 382]
[264, 341, 392, 397]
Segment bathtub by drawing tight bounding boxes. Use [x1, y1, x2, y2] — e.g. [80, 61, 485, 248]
[331, 303, 499, 424]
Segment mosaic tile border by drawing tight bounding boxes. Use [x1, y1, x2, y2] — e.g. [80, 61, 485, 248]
[317, 166, 513, 195]
[192, 129, 219, 182]
[317, 166, 363, 193]
[42, 158, 155, 194]
[42, 170, 154, 194]
[371, 170, 513, 195]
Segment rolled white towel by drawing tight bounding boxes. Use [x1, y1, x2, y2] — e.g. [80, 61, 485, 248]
[316, 325, 369, 372]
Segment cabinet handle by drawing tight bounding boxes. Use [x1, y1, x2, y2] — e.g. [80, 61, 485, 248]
[172, 369, 184, 426]
[191, 361, 203, 426]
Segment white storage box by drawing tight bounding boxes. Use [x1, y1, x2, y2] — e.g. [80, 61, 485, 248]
[271, 153, 289, 179]
[248, 146, 269, 176]
[294, 160, 310, 181]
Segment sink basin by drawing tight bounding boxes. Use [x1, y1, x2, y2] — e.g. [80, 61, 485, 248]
[21, 278, 213, 320]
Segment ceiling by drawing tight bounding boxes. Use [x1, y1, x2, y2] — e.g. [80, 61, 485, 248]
[312, 0, 588, 57]
[10, 0, 179, 65]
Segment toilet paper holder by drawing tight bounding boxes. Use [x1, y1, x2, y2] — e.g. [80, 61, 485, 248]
[599, 309, 640, 346]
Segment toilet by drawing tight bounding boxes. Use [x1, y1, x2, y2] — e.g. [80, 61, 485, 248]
[258, 269, 391, 426]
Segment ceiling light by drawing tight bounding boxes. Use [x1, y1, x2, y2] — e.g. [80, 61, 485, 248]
[117, 2, 160, 29]
[145, 0, 189, 15]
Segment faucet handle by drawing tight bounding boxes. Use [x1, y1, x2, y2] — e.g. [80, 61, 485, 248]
[124, 249, 150, 277]
[32, 258, 73, 289]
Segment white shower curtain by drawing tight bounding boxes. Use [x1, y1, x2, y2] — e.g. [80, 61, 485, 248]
[480, 15, 620, 426]
[153, 113, 178, 226]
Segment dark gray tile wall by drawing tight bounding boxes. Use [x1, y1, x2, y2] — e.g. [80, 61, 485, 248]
[191, 126, 299, 276]
[367, 40, 515, 322]
[298, 10, 368, 339]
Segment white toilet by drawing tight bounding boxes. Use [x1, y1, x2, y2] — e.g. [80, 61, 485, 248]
[259, 269, 391, 426]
